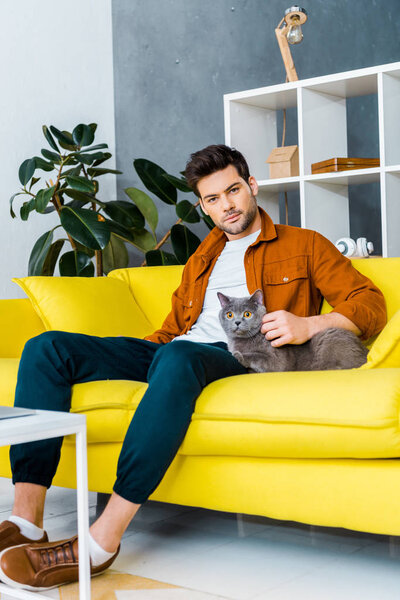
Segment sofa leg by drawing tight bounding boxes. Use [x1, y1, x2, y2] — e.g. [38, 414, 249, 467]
[95, 492, 111, 519]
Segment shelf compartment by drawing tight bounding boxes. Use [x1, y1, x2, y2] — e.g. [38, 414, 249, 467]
[304, 167, 381, 186]
[302, 181, 349, 242]
[381, 72, 400, 166]
[384, 173, 400, 257]
[257, 176, 300, 193]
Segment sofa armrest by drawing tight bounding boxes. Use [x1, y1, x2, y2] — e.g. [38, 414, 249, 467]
[0, 299, 45, 358]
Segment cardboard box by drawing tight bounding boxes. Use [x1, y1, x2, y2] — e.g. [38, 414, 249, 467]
[266, 145, 299, 179]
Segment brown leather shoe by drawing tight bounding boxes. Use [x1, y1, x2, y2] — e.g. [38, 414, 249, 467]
[0, 534, 119, 591]
[0, 520, 48, 552]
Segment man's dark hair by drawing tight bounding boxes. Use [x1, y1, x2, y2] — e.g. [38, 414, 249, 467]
[185, 144, 251, 196]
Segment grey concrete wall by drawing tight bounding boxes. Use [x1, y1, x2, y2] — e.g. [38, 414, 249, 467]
[112, 0, 400, 262]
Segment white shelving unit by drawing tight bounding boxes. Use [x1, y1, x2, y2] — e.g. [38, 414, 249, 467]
[224, 61, 400, 257]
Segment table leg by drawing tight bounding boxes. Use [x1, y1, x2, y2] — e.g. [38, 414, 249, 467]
[76, 426, 91, 600]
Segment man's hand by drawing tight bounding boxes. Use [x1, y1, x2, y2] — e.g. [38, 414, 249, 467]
[260, 310, 362, 347]
[261, 311, 311, 347]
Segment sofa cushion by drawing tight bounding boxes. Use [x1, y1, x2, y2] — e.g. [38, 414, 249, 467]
[181, 368, 400, 459]
[62, 367, 400, 460]
[70, 379, 148, 442]
[108, 266, 184, 329]
[13, 276, 153, 338]
[361, 309, 400, 369]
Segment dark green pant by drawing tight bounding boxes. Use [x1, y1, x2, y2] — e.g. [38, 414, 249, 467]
[11, 331, 246, 504]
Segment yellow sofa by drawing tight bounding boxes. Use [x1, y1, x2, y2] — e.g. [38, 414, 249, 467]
[1, 258, 400, 536]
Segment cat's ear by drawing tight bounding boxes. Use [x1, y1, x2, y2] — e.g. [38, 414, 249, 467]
[217, 292, 230, 307]
[251, 289, 264, 306]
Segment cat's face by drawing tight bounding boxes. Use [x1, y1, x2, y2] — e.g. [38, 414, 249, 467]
[217, 289, 266, 338]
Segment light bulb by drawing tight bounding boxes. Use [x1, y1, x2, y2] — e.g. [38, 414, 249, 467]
[286, 16, 303, 44]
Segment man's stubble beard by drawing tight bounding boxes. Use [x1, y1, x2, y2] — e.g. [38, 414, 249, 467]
[219, 197, 258, 236]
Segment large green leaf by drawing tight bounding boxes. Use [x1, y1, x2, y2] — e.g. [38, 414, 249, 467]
[63, 188, 104, 207]
[59, 206, 110, 250]
[82, 143, 108, 152]
[163, 173, 193, 193]
[124, 187, 158, 234]
[42, 125, 59, 152]
[28, 229, 54, 275]
[102, 233, 129, 275]
[103, 201, 145, 229]
[92, 152, 112, 167]
[176, 200, 200, 223]
[41, 239, 65, 276]
[104, 220, 136, 244]
[72, 124, 95, 147]
[59, 250, 94, 276]
[73, 241, 95, 258]
[20, 198, 36, 221]
[58, 131, 76, 151]
[9, 193, 26, 218]
[146, 249, 179, 266]
[60, 166, 82, 179]
[18, 158, 36, 185]
[87, 167, 122, 177]
[50, 126, 76, 147]
[66, 175, 96, 194]
[41, 148, 60, 163]
[34, 157, 54, 172]
[134, 158, 177, 205]
[131, 229, 157, 252]
[171, 224, 201, 264]
[74, 152, 107, 165]
[35, 186, 55, 213]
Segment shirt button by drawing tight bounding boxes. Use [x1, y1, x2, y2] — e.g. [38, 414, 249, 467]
[282, 276, 289, 282]
[189, 300, 193, 307]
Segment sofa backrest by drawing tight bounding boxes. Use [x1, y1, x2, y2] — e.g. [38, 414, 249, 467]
[320, 257, 400, 320]
[110, 257, 400, 328]
[1, 257, 398, 358]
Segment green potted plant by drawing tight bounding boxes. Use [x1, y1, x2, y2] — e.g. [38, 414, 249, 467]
[10, 123, 213, 276]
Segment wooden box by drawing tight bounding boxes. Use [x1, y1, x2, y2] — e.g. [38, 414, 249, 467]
[266, 145, 299, 179]
[311, 157, 380, 174]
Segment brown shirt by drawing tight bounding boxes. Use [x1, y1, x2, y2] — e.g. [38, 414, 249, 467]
[145, 208, 386, 344]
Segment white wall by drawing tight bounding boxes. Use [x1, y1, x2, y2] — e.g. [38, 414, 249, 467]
[0, 0, 116, 298]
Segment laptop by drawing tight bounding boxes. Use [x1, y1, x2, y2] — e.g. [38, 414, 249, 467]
[0, 406, 36, 420]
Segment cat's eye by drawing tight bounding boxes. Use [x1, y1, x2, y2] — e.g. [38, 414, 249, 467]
[243, 311, 252, 318]
[226, 312, 234, 319]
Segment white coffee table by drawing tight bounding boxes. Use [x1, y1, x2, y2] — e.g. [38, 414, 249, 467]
[0, 409, 90, 600]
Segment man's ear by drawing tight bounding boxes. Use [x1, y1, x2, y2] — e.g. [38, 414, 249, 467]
[248, 175, 258, 197]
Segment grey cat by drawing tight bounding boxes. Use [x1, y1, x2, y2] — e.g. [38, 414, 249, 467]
[217, 289, 368, 372]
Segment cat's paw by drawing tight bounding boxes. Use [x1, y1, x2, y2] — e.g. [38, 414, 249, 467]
[233, 351, 249, 368]
[233, 350, 245, 363]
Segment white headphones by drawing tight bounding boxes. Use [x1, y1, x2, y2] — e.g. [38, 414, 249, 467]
[335, 237, 374, 258]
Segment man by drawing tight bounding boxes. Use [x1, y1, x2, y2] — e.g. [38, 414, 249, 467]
[0, 145, 386, 590]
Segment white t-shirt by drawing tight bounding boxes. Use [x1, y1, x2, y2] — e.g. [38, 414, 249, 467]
[172, 229, 261, 344]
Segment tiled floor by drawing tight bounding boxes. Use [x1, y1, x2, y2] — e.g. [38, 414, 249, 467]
[0, 477, 400, 599]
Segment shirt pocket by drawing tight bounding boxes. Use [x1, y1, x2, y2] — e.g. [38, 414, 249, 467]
[263, 256, 309, 315]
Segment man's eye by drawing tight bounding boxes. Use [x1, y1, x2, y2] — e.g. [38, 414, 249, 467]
[208, 197, 217, 203]
[244, 311, 252, 318]
[226, 312, 234, 319]
[230, 187, 239, 193]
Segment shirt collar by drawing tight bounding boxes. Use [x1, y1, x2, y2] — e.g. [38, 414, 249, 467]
[198, 206, 277, 261]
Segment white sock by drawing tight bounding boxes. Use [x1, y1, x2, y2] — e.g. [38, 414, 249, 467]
[89, 532, 116, 567]
[8, 515, 45, 540]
